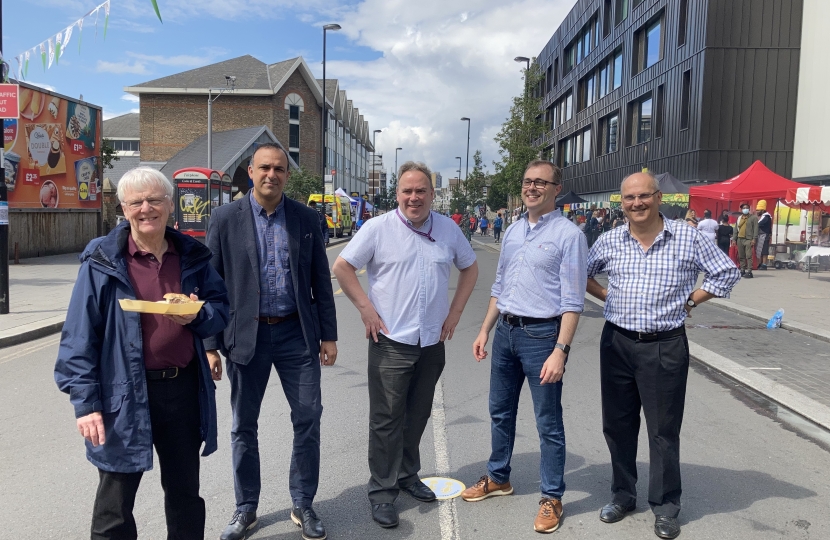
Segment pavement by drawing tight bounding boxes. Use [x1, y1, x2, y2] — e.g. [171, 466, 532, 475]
[4, 238, 830, 539]
[472, 233, 830, 432]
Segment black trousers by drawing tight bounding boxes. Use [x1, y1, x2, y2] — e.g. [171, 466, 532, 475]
[90, 361, 204, 540]
[367, 335, 445, 504]
[599, 323, 689, 518]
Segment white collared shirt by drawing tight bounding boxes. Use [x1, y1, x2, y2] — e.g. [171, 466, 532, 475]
[340, 210, 476, 346]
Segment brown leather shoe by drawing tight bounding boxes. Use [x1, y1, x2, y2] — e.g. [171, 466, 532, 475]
[534, 498, 563, 533]
[461, 475, 514, 502]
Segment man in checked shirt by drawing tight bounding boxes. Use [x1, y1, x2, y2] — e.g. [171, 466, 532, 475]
[462, 160, 587, 534]
[586, 172, 740, 539]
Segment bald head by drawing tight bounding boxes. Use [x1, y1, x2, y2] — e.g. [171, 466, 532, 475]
[621, 172, 659, 193]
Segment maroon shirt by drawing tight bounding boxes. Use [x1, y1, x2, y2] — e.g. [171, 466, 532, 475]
[125, 235, 195, 370]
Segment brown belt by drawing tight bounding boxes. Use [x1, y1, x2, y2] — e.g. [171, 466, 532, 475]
[256, 312, 299, 324]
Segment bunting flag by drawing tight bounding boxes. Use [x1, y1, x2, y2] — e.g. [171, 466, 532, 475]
[94, 5, 100, 40]
[104, 1, 111, 39]
[47, 37, 55, 69]
[40, 43, 47, 72]
[77, 18, 84, 53]
[54, 32, 63, 65]
[62, 25, 73, 58]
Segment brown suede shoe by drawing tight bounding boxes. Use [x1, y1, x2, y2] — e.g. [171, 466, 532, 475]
[534, 498, 563, 533]
[461, 475, 514, 502]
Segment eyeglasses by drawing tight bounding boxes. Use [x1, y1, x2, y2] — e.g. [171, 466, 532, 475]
[522, 179, 560, 189]
[124, 195, 170, 210]
[622, 190, 660, 203]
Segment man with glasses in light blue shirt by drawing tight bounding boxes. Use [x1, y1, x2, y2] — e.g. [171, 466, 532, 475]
[462, 160, 587, 534]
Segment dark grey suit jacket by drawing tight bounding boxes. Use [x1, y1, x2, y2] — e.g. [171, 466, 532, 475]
[203, 193, 337, 364]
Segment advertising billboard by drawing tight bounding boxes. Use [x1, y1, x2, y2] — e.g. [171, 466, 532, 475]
[3, 82, 102, 210]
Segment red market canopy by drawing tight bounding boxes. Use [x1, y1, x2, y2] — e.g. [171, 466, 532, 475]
[784, 186, 830, 213]
[688, 160, 815, 216]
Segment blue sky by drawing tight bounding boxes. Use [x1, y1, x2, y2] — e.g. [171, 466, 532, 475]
[5, 0, 571, 178]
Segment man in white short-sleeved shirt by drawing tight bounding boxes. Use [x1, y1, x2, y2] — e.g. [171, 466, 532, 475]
[333, 161, 479, 528]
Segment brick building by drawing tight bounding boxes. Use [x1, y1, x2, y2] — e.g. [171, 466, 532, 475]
[124, 55, 374, 196]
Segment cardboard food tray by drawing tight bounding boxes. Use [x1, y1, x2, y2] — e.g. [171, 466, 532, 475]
[119, 299, 204, 315]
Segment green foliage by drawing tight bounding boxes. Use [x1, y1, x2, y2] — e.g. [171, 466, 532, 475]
[284, 166, 322, 203]
[384, 172, 398, 210]
[100, 138, 119, 170]
[486, 170, 509, 210]
[493, 59, 546, 201]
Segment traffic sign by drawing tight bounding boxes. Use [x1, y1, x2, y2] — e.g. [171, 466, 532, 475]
[0, 85, 19, 119]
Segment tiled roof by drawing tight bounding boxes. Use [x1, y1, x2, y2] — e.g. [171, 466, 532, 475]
[103, 113, 139, 138]
[129, 55, 271, 90]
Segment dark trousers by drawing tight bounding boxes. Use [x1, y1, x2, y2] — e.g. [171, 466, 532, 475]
[493, 227, 502, 242]
[226, 319, 322, 511]
[600, 323, 689, 518]
[367, 335, 445, 504]
[91, 361, 204, 540]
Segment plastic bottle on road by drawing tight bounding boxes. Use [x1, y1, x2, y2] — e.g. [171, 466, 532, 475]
[766, 309, 784, 329]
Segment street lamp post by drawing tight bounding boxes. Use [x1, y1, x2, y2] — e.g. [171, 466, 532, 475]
[372, 129, 382, 216]
[514, 56, 530, 72]
[207, 76, 235, 170]
[321, 23, 342, 196]
[460, 118, 471, 200]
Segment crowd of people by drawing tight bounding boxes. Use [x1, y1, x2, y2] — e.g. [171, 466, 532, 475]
[55, 151, 740, 540]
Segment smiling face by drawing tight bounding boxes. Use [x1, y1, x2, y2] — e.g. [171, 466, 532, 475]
[121, 183, 173, 241]
[620, 173, 663, 227]
[249, 146, 289, 207]
[522, 164, 562, 217]
[397, 170, 435, 226]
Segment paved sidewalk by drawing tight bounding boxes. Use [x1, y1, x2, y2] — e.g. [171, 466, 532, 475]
[473, 234, 830, 432]
[0, 236, 351, 349]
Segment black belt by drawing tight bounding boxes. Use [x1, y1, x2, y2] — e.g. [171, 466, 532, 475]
[609, 322, 685, 342]
[257, 312, 299, 324]
[146, 360, 195, 381]
[501, 314, 561, 326]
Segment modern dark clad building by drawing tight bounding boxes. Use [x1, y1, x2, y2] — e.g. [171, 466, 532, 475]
[534, 0, 806, 199]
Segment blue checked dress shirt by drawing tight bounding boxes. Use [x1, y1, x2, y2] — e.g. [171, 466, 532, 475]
[250, 192, 297, 317]
[587, 216, 740, 333]
[492, 209, 588, 318]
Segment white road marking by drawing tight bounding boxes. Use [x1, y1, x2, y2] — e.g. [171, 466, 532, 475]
[334, 289, 342, 295]
[432, 378, 461, 540]
[1, 337, 61, 364]
[748, 367, 782, 370]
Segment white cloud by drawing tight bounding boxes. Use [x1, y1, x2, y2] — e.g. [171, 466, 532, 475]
[25, 81, 57, 92]
[121, 94, 140, 103]
[103, 108, 140, 120]
[311, 0, 571, 177]
[97, 60, 150, 75]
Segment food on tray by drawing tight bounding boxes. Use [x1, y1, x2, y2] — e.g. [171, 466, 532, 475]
[162, 293, 193, 304]
[30, 92, 41, 117]
[40, 180, 58, 208]
[4, 151, 19, 192]
[48, 97, 59, 119]
[19, 88, 32, 114]
[67, 115, 82, 139]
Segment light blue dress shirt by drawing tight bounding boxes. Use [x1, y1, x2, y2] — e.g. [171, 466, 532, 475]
[250, 192, 297, 317]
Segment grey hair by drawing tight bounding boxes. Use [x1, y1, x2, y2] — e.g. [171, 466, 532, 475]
[621, 171, 659, 193]
[397, 161, 433, 186]
[117, 167, 174, 202]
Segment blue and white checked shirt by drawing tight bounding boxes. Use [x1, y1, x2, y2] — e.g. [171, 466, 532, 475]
[492, 209, 588, 317]
[587, 216, 740, 333]
[250, 192, 297, 317]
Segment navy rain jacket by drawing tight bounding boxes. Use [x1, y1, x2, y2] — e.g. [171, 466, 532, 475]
[55, 223, 229, 473]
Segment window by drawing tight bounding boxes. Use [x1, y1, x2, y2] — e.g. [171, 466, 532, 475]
[655, 84, 664, 138]
[560, 127, 592, 166]
[289, 105, 299, 120]
[613, 49, 623, 88]
[680, 69, 691, 129]
[599, 113, 619, 155]
[546, 64, 553, 93]
[615, 0, 629, 25]
[628, 94, 652, 145]
[633, 0, 645, 8]
[561, 138, 572, 167]
[564, 14, 600, 74]
[552, 58, 559, 88]
[289, 151, 300, 166]
[634, 15, 663, 74]
[678, 0, 688, 46]
[565, 92, 573, 121]
[289, 124, 300, 148]
[603, 0, 612, 37]
[582, 128, 592, 162]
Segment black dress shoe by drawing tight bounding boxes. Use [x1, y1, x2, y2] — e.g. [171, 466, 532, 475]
[371, 503, 399, 528]
[291, 506, 327, 540]
[401, 480, 437, 502]
[599, 502, 636, 523]
[654, 516, 681, 539]
[220, 510, 258, 540]
[745, 271, 754, 278]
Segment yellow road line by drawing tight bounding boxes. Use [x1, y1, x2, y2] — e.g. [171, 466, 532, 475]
[1, 336, 61, 365]
[334, 288, 342, 295]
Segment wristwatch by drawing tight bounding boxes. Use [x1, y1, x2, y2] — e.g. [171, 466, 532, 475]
[554, 343, 570, 355]
[686, 297, 696, 309]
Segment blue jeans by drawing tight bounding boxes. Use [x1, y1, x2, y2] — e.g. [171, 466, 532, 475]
[487, 317, 566, 499]
[226, 319, 322, 511]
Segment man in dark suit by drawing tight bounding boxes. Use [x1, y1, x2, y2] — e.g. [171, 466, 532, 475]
[205, 143, 338, 540]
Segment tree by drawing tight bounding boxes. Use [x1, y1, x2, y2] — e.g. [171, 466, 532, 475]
[101, 138, 119, 170]
[284, 166, 322, 203]
[486, 170, 509, 210]
[384, 172, 398, 210]
[492, 59, 546, 208]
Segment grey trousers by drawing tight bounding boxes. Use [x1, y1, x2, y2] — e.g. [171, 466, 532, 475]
[367, 335, 445, 504]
